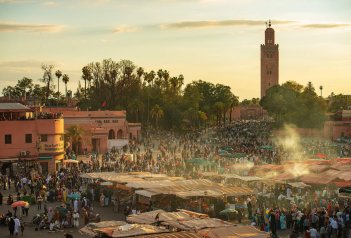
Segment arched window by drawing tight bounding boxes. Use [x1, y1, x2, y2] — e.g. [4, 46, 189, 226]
[108, 129, 115, 140]
[117, 129, 123, 139]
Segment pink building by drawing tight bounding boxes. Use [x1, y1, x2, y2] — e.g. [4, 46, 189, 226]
[0, 103, 64, 175]
[42, 108, 141, 154]
[228, 105, 268, 121]
[324, 110, 351, 140]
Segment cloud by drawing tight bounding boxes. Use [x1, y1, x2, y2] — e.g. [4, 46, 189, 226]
[43, 1, 58, 7]
[301, 23, 351, 29]
[0, 60, 63, 69]
[161, 19, 294, 29]
[0, 22, 64, 32]
[0, 0, 31, 3]
[113, 25, 138, 34]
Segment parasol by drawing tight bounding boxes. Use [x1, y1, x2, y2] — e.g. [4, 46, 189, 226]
[67, 193, 81, 199]
[220, 208, 238, 221]
[11, 201, 29, 208]
[260, 145, 273, 150]
[315, 153, 327, 159]
[219, 208, 238, 215]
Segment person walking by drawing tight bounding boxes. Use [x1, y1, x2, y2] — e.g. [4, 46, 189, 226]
[8, 216, 15, 236]
[14, 216, 21, 236]
[37, 194, 43, 210]
[73, 210, 80, 228]
[20, 223, 25, 237]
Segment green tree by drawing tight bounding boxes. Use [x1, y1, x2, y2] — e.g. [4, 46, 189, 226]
[151, 104, 164, 128]
[62, 74, 69, 97]
[40, 64, 55, 103]
[213, 101, 224, 126]
[261, 82, 327, 128]
[65, 125, 85, 155]
[328, 93, 351, 112]
[55, 70, 62, 99]
[82, 66, 91, 99]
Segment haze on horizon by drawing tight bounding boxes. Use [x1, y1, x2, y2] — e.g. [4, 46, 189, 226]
[0, 0, 350, 100]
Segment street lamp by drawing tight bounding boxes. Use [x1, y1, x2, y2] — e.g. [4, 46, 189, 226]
[319, 86, 323, 97]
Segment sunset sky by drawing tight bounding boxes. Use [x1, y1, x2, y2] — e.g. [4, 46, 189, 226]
[0, 0, 350, 100]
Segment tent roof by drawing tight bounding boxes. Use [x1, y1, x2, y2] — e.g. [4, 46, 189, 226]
[111, 224, 168, 238]
[139, 232, 202, 238]
[198, 226, 269, 238]
[0, 103, 31, 112]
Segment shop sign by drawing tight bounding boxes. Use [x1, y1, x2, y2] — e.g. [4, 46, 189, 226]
[39, 142, 64, 153]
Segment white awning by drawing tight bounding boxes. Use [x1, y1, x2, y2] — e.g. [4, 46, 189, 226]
[135, 189, 158, 198]
[108, 139, 129, 149]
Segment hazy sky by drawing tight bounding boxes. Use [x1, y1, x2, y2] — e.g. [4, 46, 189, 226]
[0, 0, 350, 100]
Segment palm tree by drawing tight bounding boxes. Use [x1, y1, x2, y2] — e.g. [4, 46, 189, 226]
[82, 66, 91, 99]
[40, 64, 55, 103]
[136, 67, 144, 81]
[55, 70, 62, 99]
[213, 101, 224, 126]
[62, 74, 69, 97]
[65, 125, 85, 155]
[150, 104, 164, 128]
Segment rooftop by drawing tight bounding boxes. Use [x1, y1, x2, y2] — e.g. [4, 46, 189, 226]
[63, 110, 126, 118]
[0, 103, 31, 112]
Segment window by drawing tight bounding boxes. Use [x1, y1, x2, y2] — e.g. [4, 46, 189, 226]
[5, 134, 12, 144]
[59, 135, 64, 141]
[40, 135, 48, 142]
[25, 134, 32, 143]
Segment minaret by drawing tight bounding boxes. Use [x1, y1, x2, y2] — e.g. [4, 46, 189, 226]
[261, 20, 279, 98]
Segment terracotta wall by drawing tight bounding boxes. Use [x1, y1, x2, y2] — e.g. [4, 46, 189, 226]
[0, 120, 38, 158]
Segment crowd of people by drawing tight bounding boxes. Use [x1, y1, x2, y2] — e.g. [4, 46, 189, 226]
[0, 120, 350, 237]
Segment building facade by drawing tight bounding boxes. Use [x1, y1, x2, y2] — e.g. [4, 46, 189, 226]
[42, 108, 141, 154]
[261, 20, 279, 98]
[324, 110, 351, 140]
[0, 103, 64, 175]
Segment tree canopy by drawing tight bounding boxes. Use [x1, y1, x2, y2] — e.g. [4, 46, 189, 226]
[260, 81, 327, 128]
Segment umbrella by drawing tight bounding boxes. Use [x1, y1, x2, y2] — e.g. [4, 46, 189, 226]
[315, 153, 327, 159]
[233, 153, 247, 158]
[67, 193, 81, 200]
[220, 208, 238, 215]
[11, 201, 29, 208]
[100, 181, 113, 186]
[260, 145, 273, 150]
[220, 208, 238, 221]
[56, 206, 68, 216]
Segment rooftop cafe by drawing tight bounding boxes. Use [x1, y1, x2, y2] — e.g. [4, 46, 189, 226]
[0, 103, 62, 121]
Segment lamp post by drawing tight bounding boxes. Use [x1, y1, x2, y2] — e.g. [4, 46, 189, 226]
[319, 86, 323, 97]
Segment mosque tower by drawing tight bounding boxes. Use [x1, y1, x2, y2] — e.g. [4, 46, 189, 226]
[261, 20, 279, 98]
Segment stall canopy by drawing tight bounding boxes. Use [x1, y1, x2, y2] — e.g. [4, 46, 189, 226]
[79, 220, 127, 237]
[127, 210, 208, 225]
[111, 224, 169, 238]
[127, 210, 231, 231]
[287, 182, 311, 189]
[198, 226, 269, 238]
[139, 232, 202, 238]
